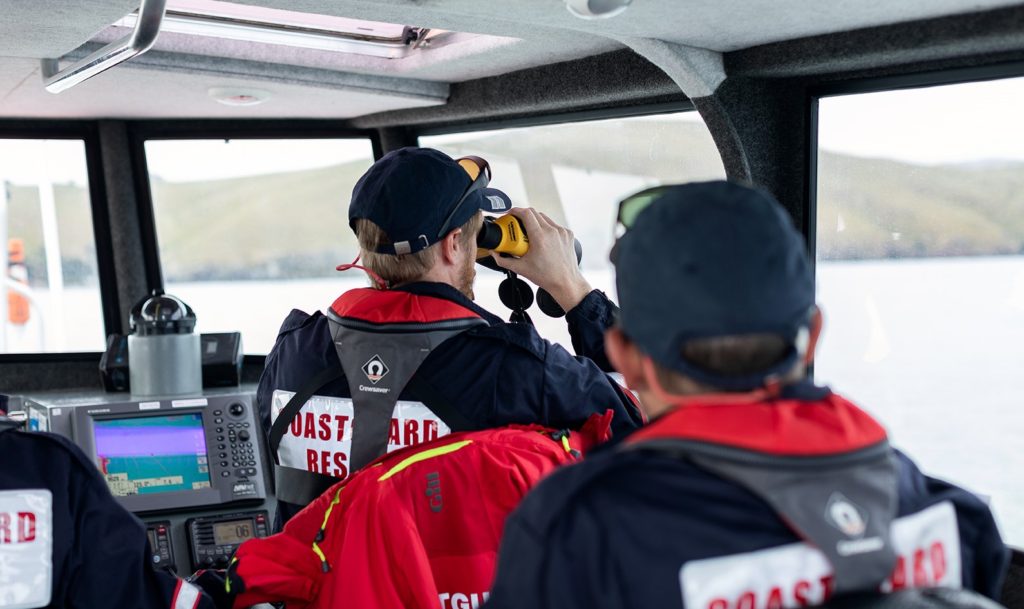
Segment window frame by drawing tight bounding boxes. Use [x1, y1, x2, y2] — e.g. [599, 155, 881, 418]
[128, 120, 381, 362]
[806, 60, 1024, 274]
[0, 120, 119, 362]
[412, 101, 695, 140]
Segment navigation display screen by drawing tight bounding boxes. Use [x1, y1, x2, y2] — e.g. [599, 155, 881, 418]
[94, 413, 211, 496]
[213, 519, 255, 546]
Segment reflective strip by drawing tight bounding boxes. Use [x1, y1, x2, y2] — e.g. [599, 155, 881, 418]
[319, 487, 344, 531]
[225, 557, 238, 594]
[377, 440, 473, 481]
[172, 580, 202, 609]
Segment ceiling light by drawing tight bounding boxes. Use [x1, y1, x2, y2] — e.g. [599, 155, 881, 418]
[208, 87, 270, 106]
[564, 0, 632, 19]
[115, 0, 457, 59]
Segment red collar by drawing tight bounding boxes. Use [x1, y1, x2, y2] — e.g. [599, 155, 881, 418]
[331, 288, 483, 325]
[626, 393, 887, 456]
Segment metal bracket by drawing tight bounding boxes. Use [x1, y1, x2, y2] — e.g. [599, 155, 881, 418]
[41, 0, 168, 94]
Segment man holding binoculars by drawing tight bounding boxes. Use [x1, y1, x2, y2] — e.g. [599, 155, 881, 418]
[257, 147, 643, 524]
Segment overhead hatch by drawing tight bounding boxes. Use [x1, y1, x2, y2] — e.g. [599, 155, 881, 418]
[113, 0, 467, 59]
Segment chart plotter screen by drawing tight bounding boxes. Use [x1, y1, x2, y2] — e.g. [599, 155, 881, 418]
[94, 413, 211, 496]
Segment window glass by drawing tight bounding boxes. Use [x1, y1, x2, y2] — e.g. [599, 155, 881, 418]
[145, 138, 375, 354]
[1, 139, 104, 353]
[422, 112, 726, 346]
[815, 77, 1024, 545]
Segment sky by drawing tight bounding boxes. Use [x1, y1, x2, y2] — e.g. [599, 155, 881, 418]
[2, 75, 1024, 187]
[818, 76, 1024, 165]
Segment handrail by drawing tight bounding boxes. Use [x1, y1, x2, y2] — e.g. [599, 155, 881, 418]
[41, 0, 168, 94]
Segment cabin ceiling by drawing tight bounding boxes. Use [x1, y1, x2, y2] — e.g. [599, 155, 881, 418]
[1, 0, 1023, 119]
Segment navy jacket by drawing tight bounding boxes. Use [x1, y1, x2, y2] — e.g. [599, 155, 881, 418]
[257, 282, 644, 521]
[0, 423, 213, 609]
[486, 386, 1009, 609]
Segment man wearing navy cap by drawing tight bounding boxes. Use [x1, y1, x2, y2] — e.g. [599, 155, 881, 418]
[486, 181, 1008, 608]
[258, 147, 643, 525]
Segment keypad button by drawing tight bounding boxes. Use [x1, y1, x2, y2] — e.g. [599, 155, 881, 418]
[213, 410, 222, 416]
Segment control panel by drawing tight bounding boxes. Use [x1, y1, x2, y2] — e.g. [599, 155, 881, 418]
[20, 388, 277, 574]
[146, 521, 175, 570]
[187, 510, 270, 569]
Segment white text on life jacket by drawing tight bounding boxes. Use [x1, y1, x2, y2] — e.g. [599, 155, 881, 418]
[681, 502, 962, 609]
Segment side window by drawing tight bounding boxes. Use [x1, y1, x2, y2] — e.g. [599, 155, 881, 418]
[421, 112, 726, 347]
[1, 138, 105, 353]
[815, 78, 1024, 545]
[144, 138, 375, 354]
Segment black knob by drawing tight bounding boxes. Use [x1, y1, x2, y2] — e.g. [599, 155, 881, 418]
[228, 403, 245, 417]
[203, 556, 215, 567]
[238, 430, 250, 442]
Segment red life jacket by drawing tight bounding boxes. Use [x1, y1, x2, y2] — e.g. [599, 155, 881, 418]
[229, 414, 612, 609]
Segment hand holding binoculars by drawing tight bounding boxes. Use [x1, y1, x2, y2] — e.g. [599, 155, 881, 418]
[476, 213, 583, 320]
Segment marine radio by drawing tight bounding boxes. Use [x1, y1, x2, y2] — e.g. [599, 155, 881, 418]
[186, 511, 270, 569]
[24, 392, 268, 513]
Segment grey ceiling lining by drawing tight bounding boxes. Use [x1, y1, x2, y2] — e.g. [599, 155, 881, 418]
[351, 49, 687, 130]
[63, 42, 450, 101]
[0, 0, 138, 58]
[8, 0, 1024, 62]
[727, 3, 1024, 78]
[165, 0, 1024, 54]
[0, 56, 443, 120]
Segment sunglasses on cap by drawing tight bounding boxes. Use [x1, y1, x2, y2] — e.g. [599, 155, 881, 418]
[610, 185, 674, 262]
[435, 155, 491, 239]
[616, 185, 675, 235]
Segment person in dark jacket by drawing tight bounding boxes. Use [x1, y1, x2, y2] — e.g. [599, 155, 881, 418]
[258, 147, 643, 524]
[0, 414, 214, 609]
[486, 181, 1009, 609]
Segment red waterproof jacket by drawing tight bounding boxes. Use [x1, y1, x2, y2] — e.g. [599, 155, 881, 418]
[224, 415, 612, 609]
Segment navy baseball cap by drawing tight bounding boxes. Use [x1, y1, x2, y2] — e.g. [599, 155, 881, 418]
[348, 147, 512, 255]
[613, 181, 815, 391]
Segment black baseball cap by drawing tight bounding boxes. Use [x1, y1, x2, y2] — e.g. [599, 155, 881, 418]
[348, 147, 512, 255]
[613, 181, 815, 391]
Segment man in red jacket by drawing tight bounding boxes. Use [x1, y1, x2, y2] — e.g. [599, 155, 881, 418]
[208, 415, 611, 609]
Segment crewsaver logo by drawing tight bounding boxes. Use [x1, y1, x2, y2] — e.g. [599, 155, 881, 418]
[362, 355, 389, 384]
[826, 492, 868, 537]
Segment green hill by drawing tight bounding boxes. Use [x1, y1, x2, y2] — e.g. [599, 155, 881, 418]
[6, 120, 1024, 286]
[148, 159, 369, 281]
[817, 152, 1024, 259]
